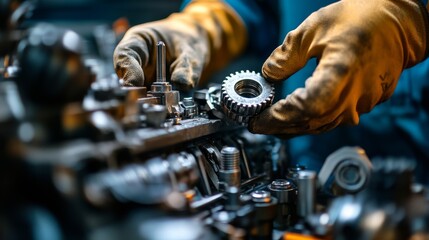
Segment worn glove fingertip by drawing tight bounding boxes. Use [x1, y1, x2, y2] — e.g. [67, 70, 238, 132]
[171, 70, 196, 91]
[261, 61, 282, 83]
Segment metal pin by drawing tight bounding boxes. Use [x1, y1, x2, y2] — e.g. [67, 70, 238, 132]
[297, 170, 316, 218]
[156, 41, 166, 83]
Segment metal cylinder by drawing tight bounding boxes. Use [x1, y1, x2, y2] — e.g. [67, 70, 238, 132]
[156, 41, 166, 83]
[219, 146, 241, 188]
[297, 170, 316, 218]
[250, 190, 277, 239]
[268, 179, 297, 228]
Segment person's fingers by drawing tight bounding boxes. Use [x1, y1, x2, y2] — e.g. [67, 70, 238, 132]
[169, 44, 206, 91]
[261, 3, 342, 83]
[261, 29, 310, 83]
[250, 41, 359, 135]
[113, 28, 152, 86]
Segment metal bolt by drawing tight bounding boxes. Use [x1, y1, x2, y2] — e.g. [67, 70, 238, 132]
[219, 146, 241, 188]
[251, 190, 271, 203]
[220, 147, 240, 171]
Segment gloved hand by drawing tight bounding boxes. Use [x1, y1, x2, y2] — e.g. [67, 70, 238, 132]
[249, 0, 429, 136]
[113, 0, 246, 90]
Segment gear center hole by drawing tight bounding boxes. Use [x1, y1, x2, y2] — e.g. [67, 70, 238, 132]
[234, 79, 262, 98]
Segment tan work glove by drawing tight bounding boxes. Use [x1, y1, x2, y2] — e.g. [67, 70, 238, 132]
[113, 0, 247, 90]
[249, 0, 429, 137]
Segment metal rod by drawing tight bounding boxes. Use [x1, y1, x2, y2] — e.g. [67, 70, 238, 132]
[241, 174, 266, 187]
[156, 41, 166, 83]
[191, 193, 224, 209]
[297, 170, 316, 218]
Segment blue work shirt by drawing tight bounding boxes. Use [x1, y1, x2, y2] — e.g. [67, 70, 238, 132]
[183, 0, 429, 184]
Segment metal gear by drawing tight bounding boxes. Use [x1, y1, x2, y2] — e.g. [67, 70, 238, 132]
[221, 70, 274, 124]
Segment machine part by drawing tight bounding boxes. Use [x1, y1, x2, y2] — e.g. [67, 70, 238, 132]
[0, 81, 25, 122]
[297, 170, 316, 219]
[268, 179, 298, 229]
[326, 159, 426, 240]
[251, 190, 272, 203]
[318, 146, 372, 194]
[287, 164, 306, 185]
[84, 152, 198, 206]
[192, 147, 213, 196]
[234, 138, 252, 179]
[191, 193, 223, 210]
[225, 186, 241, 211]
[219, 146, 241, 188]
[150, 41, 180, 117]
[250, 190, 278, 239]
[181, 97, 198, 119]
[139, 103, 168, 128]
[221, 70, 274, 124]
[156, 41, 166, 83]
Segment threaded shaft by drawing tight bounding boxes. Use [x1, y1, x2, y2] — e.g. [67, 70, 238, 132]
[220, 147, 240, 171]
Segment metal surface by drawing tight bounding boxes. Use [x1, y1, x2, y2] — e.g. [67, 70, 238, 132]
[156, 41, 166, 83]
[318, 146, 372, 194]
[150, 41, 180, 117]
[268, 179, 297, 228]
[221, 70, 274, 124]
[219, 146, 241, 188]
[251, 190, 271, 203]
[297, 170, 316, 218]
[251, 190, 278, 239]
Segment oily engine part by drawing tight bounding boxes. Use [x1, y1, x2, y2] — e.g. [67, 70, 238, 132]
[221, 70, 274, 124]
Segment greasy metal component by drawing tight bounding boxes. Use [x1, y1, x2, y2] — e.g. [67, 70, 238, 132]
[150, 41, 180, 117]
[192, 147, 212, 196]
[190, 193, 223, 210]
[318, 146, 372, 194]
[225, 186, 241, 211]
[139, 103, 167, 128]
[325, 159, 425, 240]
[234, 138, 252, 178]
[221, 70, 274, 124]
[198, 143, 221, 191]
[251, 190, 271, 203]
[219, 146, 241, 188]
[181, 97, 198, 119]
[84, 152, 198, 206]
[156, 41, 166, 83]
[286, 165, 306, 185]
[251, 190, 278, 239]
[297, 170, 316, 218]
[268, 179, 297, 229]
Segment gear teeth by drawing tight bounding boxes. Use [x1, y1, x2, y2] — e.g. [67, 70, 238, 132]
[220, 70, 275, 125]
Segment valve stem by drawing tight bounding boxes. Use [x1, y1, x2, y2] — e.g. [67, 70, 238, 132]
[156, 41, 166, 83]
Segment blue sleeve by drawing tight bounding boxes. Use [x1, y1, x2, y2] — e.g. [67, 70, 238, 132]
[421, 0, 428, 5]
[181, 0, 280, 58]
